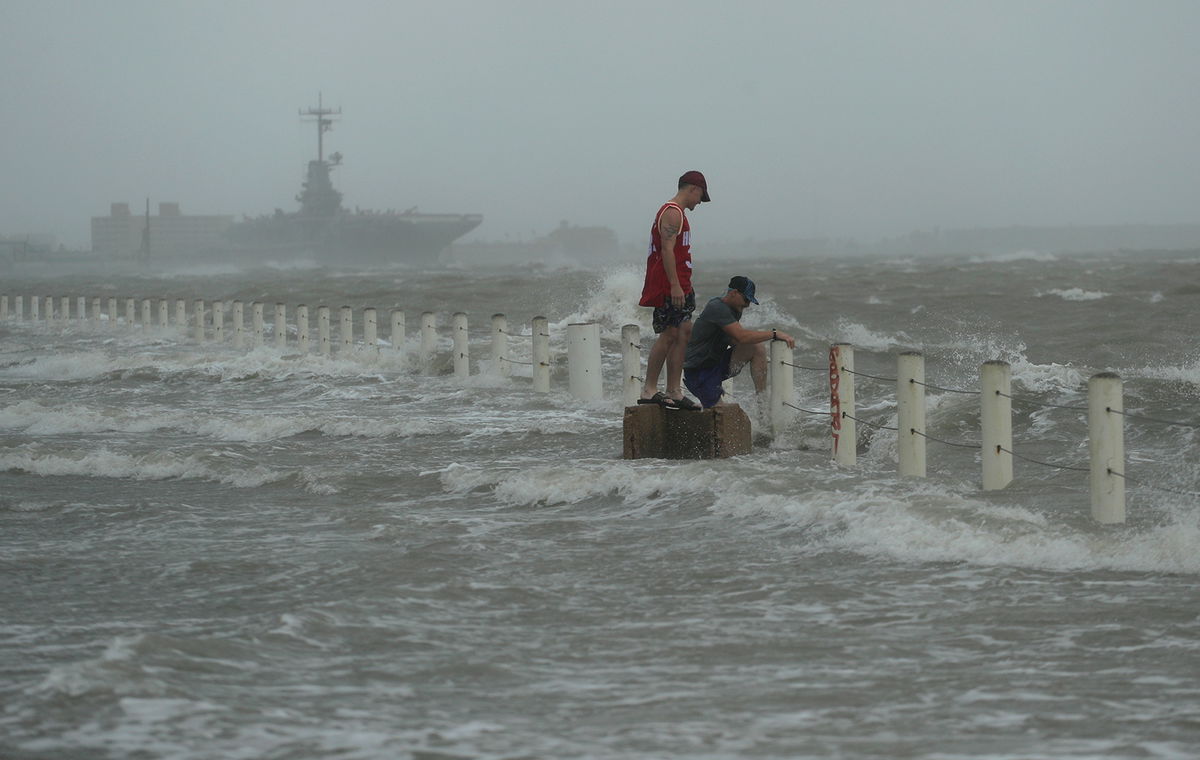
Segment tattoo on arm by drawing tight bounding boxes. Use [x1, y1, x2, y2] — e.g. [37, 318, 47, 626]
[659, 207, 682, 240]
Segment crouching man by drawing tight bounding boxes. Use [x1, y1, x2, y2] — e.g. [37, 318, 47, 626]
[682, 276, 797, 409]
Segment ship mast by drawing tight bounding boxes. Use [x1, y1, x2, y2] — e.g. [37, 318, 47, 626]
[295, 94, 344, 219]
[299, 92, 341, 163]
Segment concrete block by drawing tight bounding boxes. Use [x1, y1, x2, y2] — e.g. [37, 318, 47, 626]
[623, 403, 753, 459]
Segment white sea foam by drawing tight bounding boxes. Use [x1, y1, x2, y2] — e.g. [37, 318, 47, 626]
[830, 320, 912, 352]
[0, 397, 605, 442]
[718, 479, 1200, 575]
[738, 296, 802, 331]
[969, 249, 1058, 264]
[1040, 287, 1109, 301]
[0, 350, 129, 381]
[436, 459, 727, 508]
[1009, 359, 1087, 394]
[0, 446, 285, 487]
[549, 265, 803, 343]
[0, 341, 420, 384]
[1131, 359, 1200, 387]
[553, 265, 649, 337]
[439, 447, 1200, 576]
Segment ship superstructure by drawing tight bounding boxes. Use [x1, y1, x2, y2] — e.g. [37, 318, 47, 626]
[228, 96, 482, 265]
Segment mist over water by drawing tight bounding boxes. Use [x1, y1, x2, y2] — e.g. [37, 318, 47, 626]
[3, 248, 1200, 758]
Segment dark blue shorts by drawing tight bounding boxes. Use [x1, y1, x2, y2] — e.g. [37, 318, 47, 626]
[683, 348, 743, 408]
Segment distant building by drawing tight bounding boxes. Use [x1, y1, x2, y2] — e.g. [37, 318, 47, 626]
[0, 234, 57, 263]
[91, 202, 233, 257]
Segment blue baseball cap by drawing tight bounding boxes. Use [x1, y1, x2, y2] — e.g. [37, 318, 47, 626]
[729, 275, 758, 304]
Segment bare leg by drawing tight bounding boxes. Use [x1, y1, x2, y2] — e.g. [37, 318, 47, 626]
[665, 321, 692, 399]
[642, 326, 680, 398]
[730, 342, 768, 393]
[749, 343, 768, 393]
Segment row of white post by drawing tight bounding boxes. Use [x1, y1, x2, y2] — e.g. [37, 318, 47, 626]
[3, 294, 1127, 523]
[0, 295, 641, 404]
[814, 346, 1126, 525]
[1, 294, 589, 396]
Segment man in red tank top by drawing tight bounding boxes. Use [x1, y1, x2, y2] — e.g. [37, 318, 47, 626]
[637, 170, 710, 410]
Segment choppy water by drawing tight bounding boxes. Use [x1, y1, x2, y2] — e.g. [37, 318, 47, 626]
[3, 249, 1200, 759]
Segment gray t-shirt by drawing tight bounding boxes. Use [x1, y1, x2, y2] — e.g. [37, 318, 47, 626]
[684, 297, 742, 369]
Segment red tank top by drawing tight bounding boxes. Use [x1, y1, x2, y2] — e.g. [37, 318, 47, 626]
[638, 202, 692, 307]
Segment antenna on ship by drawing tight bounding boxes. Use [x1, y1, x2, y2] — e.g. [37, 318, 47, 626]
[299, 92, 341, 163]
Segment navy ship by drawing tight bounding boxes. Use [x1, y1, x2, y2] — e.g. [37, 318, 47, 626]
[228, 97, 482, 266]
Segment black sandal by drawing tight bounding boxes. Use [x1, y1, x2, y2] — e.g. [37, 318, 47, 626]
[637, 391, 670, 406]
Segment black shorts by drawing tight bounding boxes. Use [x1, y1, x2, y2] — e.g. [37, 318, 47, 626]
[651, 291, 695, 334]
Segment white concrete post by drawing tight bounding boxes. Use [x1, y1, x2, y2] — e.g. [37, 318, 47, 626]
[897, 351, 926, 477]
[157, 298, 169, 329]
[93, 297, 103, 327]
[532, 316, 550, 393]
[193, 299, 205, 342]
[45, 296, 54, 323]
[452, 312, 470, 379]
[391, 310, 405, 357]
[125, 298, 136, 328]
[251, 302, 264, 347]
[621, 324, 641, 406]
[420, 311, 437, 372]
[1088, 372, 1126, 524]
[231, 301, 244, 348]
[62, 296, 72, 323]
[29, 295, 39, 321]
[317, 306, 331, 356]
[77, 296, 87, 325]
[274, 303, 286, 349]
[212, 301, 225, 342]
[108, 297, 118, 328]
[297, 305, 310, 354]
[980, 360, 1013, 490]
[492, 314, 510, 377]
[340, 306, 353, 352]
[175, 299, 186, 328]
[364, 308, 378, 353]
[140, 298, 151, 327]
[15, 296, 24, 321]
[0, 295, 7, 320]
[831, 343, 857, 468]
[567, 322, 602, 401]
[769, 339, 796, 438]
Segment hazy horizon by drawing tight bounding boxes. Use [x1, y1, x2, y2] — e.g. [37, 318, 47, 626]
[3, 0, 1198, 249]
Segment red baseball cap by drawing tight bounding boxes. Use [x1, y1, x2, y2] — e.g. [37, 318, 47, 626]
[678, 170, 711, 202]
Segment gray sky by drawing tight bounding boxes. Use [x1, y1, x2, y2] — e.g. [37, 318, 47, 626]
[3, 0, 1198, 248]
